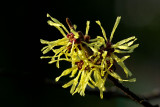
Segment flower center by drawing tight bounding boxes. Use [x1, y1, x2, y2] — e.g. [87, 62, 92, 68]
[67, 33, 81, 43]
[75, 60, 84, 70]
[105, 41, 115, 56]
[99, 41, 115, 56]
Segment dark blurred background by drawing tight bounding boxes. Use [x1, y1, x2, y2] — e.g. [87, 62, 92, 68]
[1, 0, 160, 107]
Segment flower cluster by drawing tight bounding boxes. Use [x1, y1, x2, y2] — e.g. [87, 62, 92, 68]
[40, 14, 139, 99]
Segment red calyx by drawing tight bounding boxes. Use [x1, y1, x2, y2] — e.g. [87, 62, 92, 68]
[67, 33, 81, 43]
[75, 60, 84, 70]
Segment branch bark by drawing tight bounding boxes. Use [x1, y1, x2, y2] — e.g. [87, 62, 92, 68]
[108, 75, 159, 107]
[0, 71, 159, 106]
[45, 78, 160, 101]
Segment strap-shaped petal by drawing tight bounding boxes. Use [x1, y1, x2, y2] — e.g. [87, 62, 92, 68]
[40, 56, 52, 59]
[55, 66, 77, 82]
[47, 13, 69, 34]
[88, 82, 95, 89]
[112, 54, 132, 77]
[56, 52, 64, 68]
[101, 51, 108, 76]
[124, 38, 137, 47]
[96, 20, 108, 42]
[62, 79, 74, 88]
[73, 24, 77, 30]
[120, 55, 130, 62]
[48, 58, 71, 64]
[85, 21, 90, 35]
[40, 39, 53, 44]
[47, 21, 61, 26]
[41, 38, 68, 54]
[114, 45, 138, 53]
[70, 70, 82, 94]
[107, 70, 136, 82]
[110, 16, 121, 42]
[75, 70, 93, 96]
[70, 79, 78, 94]
[112, 36, 136, 48]
[70, 67, 78, 77]
[72, 71, 86, 95]
[116, 44, 139, 50]
[47, 20, 67, 37]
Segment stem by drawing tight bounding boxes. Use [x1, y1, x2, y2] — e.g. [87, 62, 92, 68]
[81, 43, 159, 107]
[108, 75, 159, 107]
[0, 70, 159, 106]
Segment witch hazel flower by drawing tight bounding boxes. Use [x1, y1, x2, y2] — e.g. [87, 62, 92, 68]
[40, 14, 85, 68]
[40, 14, 100, 96]
[40, 14, 139, 99]
[78, 17, 139, 98]
[93, 17, 139, 81]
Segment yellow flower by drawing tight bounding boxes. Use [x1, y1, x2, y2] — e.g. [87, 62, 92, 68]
[94, 16, 139, 81]
[78, 17, 138, 99]
[40, 14, 104, 98]
[40, 14, 84, 68]
[55, 43, 105, 97]
[40, 14, 139, 99]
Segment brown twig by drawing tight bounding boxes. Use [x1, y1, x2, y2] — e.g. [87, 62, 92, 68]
[77, 36, 159, 106]
[0, 71, 159, 106]
[108, 75, 159, 107]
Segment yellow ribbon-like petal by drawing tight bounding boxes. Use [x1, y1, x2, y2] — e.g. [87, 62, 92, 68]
[112, 54, 132, 77]
[96, 20, 108, 43]
[55, 66, 77, 82]
[47, 13, 69, 34]
[85, 21, 90, 35]
[110, 16, 121, 42]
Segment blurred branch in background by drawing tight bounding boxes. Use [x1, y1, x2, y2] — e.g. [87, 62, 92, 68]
[108, 75, 159, 107]
[45, 77, 160, 107]
[0, 71, 159, 107]
[45, 78, 160, 100]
